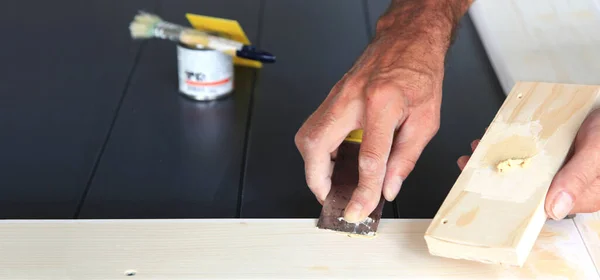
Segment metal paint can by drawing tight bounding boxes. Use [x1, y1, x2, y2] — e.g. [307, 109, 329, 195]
[176, 43, 234, 101]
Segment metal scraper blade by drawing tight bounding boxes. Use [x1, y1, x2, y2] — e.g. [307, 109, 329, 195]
[316, 141, 385, 237]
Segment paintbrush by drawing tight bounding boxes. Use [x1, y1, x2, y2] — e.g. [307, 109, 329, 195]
[316, 129, 386, 237]
[129, 11, 275, 63]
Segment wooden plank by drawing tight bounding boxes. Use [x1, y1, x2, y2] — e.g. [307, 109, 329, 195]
[574, 212, 600, 275]
[469, 0, 600, 95]
[0, 0, 156, 218]
[425, 82, 600, 266]
[78, 0, 261, 218]
[0, 219, 595, 279]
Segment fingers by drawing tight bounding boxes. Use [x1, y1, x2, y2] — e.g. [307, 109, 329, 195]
[471, 139, 480, 152]
[457, 156, 470, 170]
[545, 150, 596, 220]
[314, 160, 336, 205]
[382, 108, 440, 202]
[455, 138, 481, 170]
[545, 109, 600, 220]
[343, 90, 404, 223]
[295, 86, 362, 203]
[456, 139, 479, 170]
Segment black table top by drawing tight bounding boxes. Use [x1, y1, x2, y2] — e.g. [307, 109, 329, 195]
[1, 0, 505, 219]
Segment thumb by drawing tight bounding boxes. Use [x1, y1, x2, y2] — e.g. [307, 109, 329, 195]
[545, 151, 591, 220]
[545, 108, 600, 220]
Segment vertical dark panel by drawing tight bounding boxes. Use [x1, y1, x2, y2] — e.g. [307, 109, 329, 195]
[366, 2, 506, 218]
[0, 0, 154, 218]
[241, 0, 395, 218]
[78, 0, 261, 218]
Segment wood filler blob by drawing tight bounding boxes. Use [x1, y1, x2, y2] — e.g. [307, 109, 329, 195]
[337, 217, 376, 238]
[496, 157, 532, 172]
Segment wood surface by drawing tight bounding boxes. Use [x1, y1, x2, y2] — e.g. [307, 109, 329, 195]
[469, 0, 600, 95]
[425, 82, 600, 266]
[574, 212, 600, 274]
[0, 217, 597, 279]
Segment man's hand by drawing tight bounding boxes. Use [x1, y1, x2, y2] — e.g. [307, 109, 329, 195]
[295, 0, 473, 223]
[457, 108, 600, 220]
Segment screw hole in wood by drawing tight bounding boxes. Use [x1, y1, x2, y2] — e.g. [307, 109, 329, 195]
[442, 219, 448, 224]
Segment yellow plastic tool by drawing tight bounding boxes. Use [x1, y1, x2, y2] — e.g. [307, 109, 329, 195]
[185, 13, 262, 69]
[344, 129, 363, 144]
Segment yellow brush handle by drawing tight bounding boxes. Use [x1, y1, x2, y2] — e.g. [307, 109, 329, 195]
[344, 129, 363, 143]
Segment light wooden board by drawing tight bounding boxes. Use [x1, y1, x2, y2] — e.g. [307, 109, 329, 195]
[574, 212, 600, 275]
[0, 218, 596, 279]
[469, 0, 600, 95]
[425, 82, 600, 266]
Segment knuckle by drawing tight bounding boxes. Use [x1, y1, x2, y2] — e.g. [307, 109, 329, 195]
[396, 83, 422, 99]
[418, 108, 441, 137]
[366, 81, 400, 98]
[359, 150, 383, 174]
[375, 15, 394, 33]
[428, 118, 441, 136]
[294, 129, 312, 152]
[330, 78, 345, 93]
[364, 82, 409, 118]
[294, 129, 304, 148]
[343, 76, 364, 92]
[294, 127, 321, 152]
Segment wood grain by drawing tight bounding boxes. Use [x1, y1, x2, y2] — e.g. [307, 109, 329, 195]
[0, 218, 595, 279]
[425, 82, 600, 266]
[469, 0, 600, 95]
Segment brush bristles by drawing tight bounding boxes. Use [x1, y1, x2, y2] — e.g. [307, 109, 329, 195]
[129, 11, 162, 39]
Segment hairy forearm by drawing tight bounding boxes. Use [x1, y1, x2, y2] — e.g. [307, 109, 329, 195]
[376, 0, 474, 50]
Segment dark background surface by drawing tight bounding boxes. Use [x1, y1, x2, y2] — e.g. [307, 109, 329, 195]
[1, 0, 505, 219]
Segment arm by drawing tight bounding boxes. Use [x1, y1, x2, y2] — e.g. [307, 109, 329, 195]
[295, 0, 474, 222]
[376, 0, 474, 49]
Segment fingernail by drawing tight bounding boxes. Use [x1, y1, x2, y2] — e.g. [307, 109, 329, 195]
[383, 176, 403, 201]
[551, 191, 574, 220]
[344, 201, 364, 223]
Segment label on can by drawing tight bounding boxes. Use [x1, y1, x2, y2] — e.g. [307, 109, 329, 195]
[177, 44, 234, 101]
